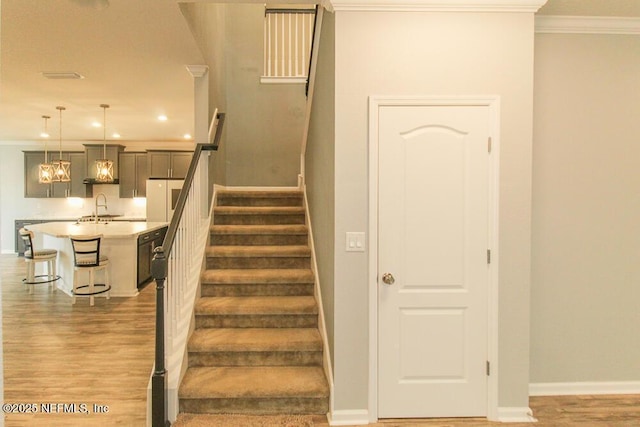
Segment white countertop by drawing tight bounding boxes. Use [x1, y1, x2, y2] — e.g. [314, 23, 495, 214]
[26, 221, 168, 239]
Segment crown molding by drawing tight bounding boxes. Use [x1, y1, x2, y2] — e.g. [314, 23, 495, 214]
[324, 0, 547, 13]
[186, 65, 209, 78]
[535, 16, 640, 35]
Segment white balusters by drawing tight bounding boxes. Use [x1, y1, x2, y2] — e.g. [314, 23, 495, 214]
[263, 9, 315, 80]
[160, 154, 213, 419]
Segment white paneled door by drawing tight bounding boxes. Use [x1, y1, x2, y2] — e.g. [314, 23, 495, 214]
[377, 104, 492, 418]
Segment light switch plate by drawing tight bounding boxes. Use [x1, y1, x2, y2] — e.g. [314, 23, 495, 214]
[346, 232, 366, 252]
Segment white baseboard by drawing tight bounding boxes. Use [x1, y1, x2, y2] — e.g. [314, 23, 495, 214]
[328, 409, 370, 426]
[530, 381, 640, 396]
[497, 407, 537, 423]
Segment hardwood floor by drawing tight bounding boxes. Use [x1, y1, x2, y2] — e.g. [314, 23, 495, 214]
[312, 394, 640, 426]
[2, 254, 639, 426]
[1, 254, 155, 426]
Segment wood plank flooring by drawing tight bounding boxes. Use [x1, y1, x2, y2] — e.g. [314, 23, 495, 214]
[2, 254, 639, 426]
[1, 254, 155, 426]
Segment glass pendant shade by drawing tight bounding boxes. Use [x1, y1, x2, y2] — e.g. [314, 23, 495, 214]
[52, 106, 71, 183]
[38, 115, 54, 184]
[38, 163, 54, 184]
[95, 159, 114, 182]
[51, 159, 71, 182]
[94, 103, 114, 183]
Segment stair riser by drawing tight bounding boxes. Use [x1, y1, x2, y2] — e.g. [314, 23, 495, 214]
[214, 214, 305, 225]
[195, 315, 318, 329]
[206, 256, 310, 270]
[201, 283, 314, 297]
[188, 351, 322, 367]
[179, 397, 329, 415]
[210, 234, 308, 246]
[217, 197, 303, 207]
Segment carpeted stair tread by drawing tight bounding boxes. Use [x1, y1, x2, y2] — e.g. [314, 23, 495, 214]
[206, 245, 311, 258]
[215, 191, 304, 207]
[195, 296, 318, 315]
[217, 190, 303, 198]
[214, 206, 305, 215]
[211, 224, 308, 235]
[178, 189, 328, 418]
[201, 269, 314, 284]
[179, 366, 328, 399]
[188, 328, 322, 352]
[173, 413, 318, 427]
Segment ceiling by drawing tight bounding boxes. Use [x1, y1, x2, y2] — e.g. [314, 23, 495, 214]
[1, 0, 637, 145]
[537, 0, 640, 17]
[0, 0, 205, 145]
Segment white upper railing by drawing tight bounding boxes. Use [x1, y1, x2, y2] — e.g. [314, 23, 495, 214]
[262, 8, 316, 83]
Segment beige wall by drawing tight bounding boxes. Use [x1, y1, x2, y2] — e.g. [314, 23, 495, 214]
[305, 11, 336, 369]
[181, 2, 229, 186]
[182, 3, 306, 187]
[324, 10, 536, 412]
[531, 33, 640, 383]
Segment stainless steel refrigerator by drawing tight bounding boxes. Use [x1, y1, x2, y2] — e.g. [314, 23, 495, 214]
[145, 179, 184, 222]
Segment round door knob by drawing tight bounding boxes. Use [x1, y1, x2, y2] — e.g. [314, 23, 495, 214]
[382, 273, 395, 285]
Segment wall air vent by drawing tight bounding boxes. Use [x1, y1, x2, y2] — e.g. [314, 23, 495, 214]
[41, 72, 85, 80]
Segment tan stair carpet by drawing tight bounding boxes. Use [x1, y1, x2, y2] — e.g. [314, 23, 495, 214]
[173, 413, 315, 427]
[178, 189, 329, 419]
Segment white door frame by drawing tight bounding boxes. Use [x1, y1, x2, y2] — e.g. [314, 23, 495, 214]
[368, 95, 501, 422]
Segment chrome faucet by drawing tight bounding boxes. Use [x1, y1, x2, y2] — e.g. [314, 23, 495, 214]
[94, 193, 108, 223]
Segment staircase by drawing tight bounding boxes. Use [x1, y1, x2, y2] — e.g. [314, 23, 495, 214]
[177, 189, 329, 418]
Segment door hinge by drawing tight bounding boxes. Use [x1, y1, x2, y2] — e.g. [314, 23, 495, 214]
[487, 249, 491, 264]
[488, 137, 492, 153]
[486, 361, 491, 376]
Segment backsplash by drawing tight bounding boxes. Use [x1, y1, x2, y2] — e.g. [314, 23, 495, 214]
[22, 184, 146, 220]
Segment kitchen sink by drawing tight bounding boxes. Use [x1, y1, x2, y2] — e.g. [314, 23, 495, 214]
[77, 214, 123, 223]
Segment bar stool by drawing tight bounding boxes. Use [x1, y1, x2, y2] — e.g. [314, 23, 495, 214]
[70, 234, 111, 306]
[18, 228, 59, 294]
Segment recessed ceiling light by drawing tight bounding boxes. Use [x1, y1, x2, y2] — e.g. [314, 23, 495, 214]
[92, 121, 101, 128]
[40, 132, 50, 138]
[157, 115, 168, 122]
[42, 72, 85, 80]
[183, 133, 192, 140]
[112, 133, 121, 138]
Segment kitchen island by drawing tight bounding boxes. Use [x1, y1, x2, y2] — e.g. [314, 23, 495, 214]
[26, 221, 168, 298]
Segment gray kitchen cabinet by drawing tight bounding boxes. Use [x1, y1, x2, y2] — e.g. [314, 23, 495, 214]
[84, 144, 124, 180]
[24, 151, 91, 198]
[69, 152, 91, 197]
[24, 151, 50, 198]
[119, 152, 148, 198]
[137, 226, 167, 287]
[49, 151, 70, 198]
[147, 151, 193, 179]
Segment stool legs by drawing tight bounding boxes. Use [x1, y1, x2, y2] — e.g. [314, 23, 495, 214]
[72, 264, 110, 306]
[23, 254, 58, 294]
[89, 269, 95, 307]
[72, 269, 78, 304]
[45, 258, 57, 293]
[26, 260, 35, 294]
[105, 266, 111, 300]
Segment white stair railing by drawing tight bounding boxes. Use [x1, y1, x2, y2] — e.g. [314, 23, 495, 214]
[149, 113, 225, 427]
[262, 8, 316, 83]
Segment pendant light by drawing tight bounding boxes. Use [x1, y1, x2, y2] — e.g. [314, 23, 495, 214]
[95, 103, 114, 183]
[38, 115, 54, 184]
[51, 106, 71, 183]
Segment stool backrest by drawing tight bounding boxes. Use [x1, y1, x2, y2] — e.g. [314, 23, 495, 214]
[19, 228, 35, 259]
[70, 235, 103, 267]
